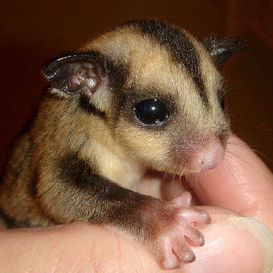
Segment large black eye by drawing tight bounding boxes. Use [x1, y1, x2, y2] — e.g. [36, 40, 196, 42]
[134, 99, 170, 125]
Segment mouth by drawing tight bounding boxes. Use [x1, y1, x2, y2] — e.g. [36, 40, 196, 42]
[140, 169, 196, 202]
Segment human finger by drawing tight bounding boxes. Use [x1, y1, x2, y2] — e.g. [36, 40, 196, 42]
[0, 214, 272, 273]
[188, 134, 273, 230]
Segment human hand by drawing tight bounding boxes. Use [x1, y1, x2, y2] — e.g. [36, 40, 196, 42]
[0, 134, 273, 273]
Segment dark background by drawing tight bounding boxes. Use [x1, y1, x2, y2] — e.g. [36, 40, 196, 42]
[1, 0, 273, 173]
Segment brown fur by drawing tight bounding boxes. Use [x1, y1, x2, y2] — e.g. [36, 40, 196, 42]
[0, 20, 240, 239]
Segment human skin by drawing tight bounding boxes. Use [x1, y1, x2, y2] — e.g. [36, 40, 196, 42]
[0, 134, 273, 273]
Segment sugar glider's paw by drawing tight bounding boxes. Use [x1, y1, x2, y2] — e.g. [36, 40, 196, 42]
[146, 192, 210, 269]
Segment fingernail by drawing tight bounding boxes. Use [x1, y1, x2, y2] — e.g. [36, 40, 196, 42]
[229, 217, 273, 273]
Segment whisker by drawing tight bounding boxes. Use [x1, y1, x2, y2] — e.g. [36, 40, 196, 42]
[171, 173, 176, 184]
[162, 171, 168, 194]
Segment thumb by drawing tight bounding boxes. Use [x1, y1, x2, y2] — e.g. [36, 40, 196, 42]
[186, 208, 273, 273]
[0, 217, 273, 273]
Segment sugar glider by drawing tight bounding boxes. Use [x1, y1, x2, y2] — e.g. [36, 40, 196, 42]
[0, 20, 244, 269]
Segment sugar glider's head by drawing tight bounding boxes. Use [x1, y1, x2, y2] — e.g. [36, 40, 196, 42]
[43, 20, 245, 174]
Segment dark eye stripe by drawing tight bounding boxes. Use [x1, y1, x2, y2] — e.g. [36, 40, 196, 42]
[124, 19, 208, 105]
[218, 82, 227, 111]
[220, 97, 225, 110]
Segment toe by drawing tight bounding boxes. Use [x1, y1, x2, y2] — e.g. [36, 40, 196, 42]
[171, 191, 192, 208]
[179, 208, 211, 224]
[159, 237, 180, 269]
[173, 239, 196, 263]
[184, 226, 205, 246]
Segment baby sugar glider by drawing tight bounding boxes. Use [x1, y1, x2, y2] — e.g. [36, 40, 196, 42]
[0, 20, 245, 269]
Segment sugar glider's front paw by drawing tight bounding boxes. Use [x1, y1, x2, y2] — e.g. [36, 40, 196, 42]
[145, 192, 210, 269]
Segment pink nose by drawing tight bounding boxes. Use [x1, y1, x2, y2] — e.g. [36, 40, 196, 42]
[187, 136, 225, 173]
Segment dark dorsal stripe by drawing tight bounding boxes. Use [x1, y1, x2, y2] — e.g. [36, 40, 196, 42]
[123, 20, 208, 104]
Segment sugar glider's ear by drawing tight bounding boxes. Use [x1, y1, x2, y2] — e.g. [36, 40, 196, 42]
[202, 36, 246, 65]
[42, 52, 106, 96]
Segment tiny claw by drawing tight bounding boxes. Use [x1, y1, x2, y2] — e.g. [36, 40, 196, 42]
[195, 234, 205, 246]
[182, 251, 196, 263]
[162, 259, 180, 269]
[201, 210, 211, 224]
[185, 230, 205, 246]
